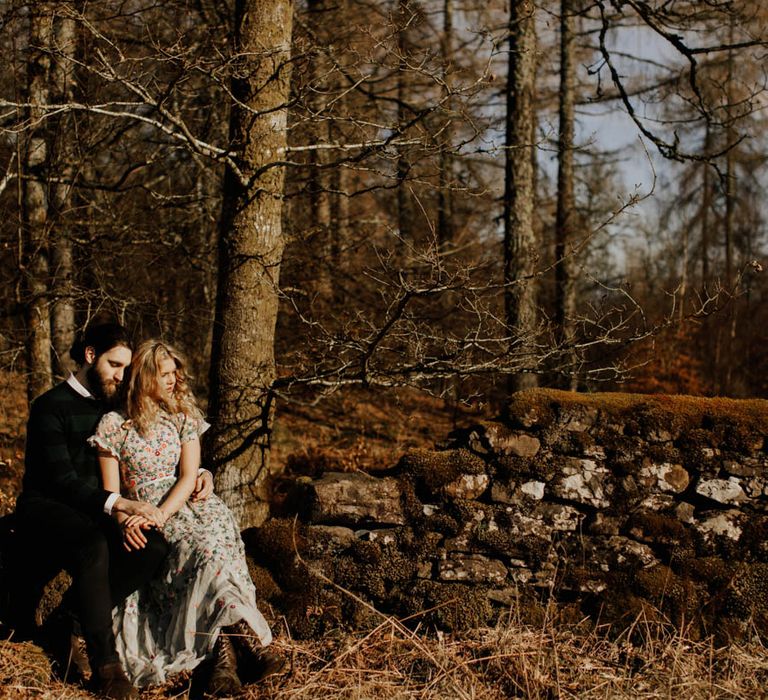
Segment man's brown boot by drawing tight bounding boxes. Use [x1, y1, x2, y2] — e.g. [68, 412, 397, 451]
[227, 619, 287, 682]
[92, 662, 139, 700]
[207, 633, 242, 697]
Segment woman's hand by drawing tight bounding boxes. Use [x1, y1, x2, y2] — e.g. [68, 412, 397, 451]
[114, 496, 167, 528]
[190, 469, 214, 502]
[120, 514, 153, 551]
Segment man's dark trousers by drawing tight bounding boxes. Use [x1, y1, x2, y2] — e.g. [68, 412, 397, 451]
[15, 496, 168, 667]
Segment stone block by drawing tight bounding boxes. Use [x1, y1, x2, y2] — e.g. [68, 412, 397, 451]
[438, 554, 508, 585]
[552, 459, 610, 508]
[308, 472, 404, 526]
[558, 406, 599, 432]
[305, 525, 356, 557]
[489, 481, 516, 504]
[674, 502, 695, 523]
[695, 477, 746, 505]
[723, 458, 766, 478]
[490, 480, 544, 505]
[695, 511, 743, 542]
[606, 536, 658, 569]
[441, 473, 489, 500]
[520, 480, 545, 500]
[638, 461, 689, 493]
[484, 424, 541, 457]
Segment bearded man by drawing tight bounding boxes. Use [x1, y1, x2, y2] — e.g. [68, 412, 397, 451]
[15, 322, 213, 700]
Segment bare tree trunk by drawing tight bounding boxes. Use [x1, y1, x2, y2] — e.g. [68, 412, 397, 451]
[307, 0, 333, 298]
[50, 6, 78, 378]
[329, 0, 349, 298]
[504, 0, 538, 392]
[437, 0, 454, 249]
[554, 0, 577, 389]
[722, 21, 736, 394]
[207, 0, 293, 528]
[701, 125, 711, 288]
[396, 0, 412, 244]
[23, 3, 54, 400]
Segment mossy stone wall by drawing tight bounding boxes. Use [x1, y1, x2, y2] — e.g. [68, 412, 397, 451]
[247, 389, 768, 641]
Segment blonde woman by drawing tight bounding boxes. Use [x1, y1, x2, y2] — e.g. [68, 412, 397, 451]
[89, 340, 282, 694]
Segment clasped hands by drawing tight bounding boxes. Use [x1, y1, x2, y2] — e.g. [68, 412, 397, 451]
[117, 471, 213, 551]
[119, 511, 163, 551]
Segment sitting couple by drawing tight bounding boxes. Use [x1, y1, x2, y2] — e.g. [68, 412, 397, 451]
[16, 322, 282, 699]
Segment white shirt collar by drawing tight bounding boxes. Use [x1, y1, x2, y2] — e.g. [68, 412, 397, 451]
[66, 372, 96, 399]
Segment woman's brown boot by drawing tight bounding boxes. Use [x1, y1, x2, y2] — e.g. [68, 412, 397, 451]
[225, 620, 286, 682]
[206, 633, 242, 697]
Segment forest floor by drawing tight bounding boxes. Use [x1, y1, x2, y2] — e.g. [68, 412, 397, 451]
[2, 610, 768, 699]
[1, 372, 768, 698]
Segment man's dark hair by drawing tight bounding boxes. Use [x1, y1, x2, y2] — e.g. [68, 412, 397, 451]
[69, 322, 132, 365]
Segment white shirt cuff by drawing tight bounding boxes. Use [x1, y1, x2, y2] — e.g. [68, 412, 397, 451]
[198, 467, 211, 477]
[104, 492, 120, 515]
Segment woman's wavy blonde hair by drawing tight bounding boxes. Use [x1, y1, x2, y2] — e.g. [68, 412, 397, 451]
[125, 339, 202, 435]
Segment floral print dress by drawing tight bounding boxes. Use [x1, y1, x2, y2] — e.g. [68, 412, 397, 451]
[89, 410, 272, 687]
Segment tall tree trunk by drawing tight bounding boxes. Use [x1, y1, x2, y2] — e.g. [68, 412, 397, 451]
[700, 125, 714, 390]
[50, 6, 78, 378]
[307, 0, 333, 298]
[23, 3, 54, 400]
[503, 0, 538, 392]
[554, 0, 577, 389]
[722, 20, 736, 394]
[329, 0, 349, 300]
[396, 0, 412, 244]
[437, 0, 454, 249]
[701, 124, 711, 289]
[207, 0, 294, 528]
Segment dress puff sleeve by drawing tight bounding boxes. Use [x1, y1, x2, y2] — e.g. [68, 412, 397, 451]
[87, 411, 126, 459]
[179, 412, 208, 444]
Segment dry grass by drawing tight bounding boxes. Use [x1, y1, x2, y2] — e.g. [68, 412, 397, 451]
[2, 609, 767, 699]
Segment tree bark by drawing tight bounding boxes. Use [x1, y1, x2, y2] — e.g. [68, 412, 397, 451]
[554, 0, 577, 388]
[396, 0, 413, 244]
[722, 20, 736, 394]
[437, 0, 454, 249]
[50, 6, 78, 378]
[207, 0, 294, 528]
[23, 3, 55, 400]
[503, 0, 538, 391]
[700, 124, 711, 289]
[329, 0, 348, 300]
[307, 0, 333, 299]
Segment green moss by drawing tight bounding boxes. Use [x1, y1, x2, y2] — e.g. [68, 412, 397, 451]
[546, 430, 598, 456]
[644, 443, 683, 464]
[676, 428, 719, 455]
[709, 563, 768, 642]
[279, 585, 344, 639]
[398, 447, 487, 495]
[679, 555, 736, 587]
[506, 389, 768, 437]
[473, 526, 527, 557]
[627, 511, 691, 548]
[633, 564, 704, 630]
[737, 515, 768, 562]
[246, 559, 282, 601]
[494, 454, 538, 480]
[35, 570, 72, 627]
[395, 580, 493, 631]
[242, 518, 310, 591]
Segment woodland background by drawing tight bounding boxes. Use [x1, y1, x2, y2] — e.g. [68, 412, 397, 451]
[1, 0, 767, 527]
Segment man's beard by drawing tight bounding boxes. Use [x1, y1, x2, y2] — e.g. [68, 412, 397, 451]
[86, 365, 120, 407]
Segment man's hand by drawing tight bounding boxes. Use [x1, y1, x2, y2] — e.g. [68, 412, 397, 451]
[114, 496, 167, 527]
[119, 514, 153, 551]
[190, 469, 214, 502]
